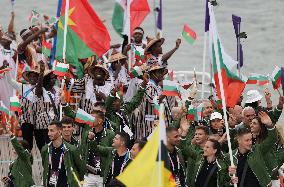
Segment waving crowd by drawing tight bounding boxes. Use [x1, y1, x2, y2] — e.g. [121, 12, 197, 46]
[1, 8, 284, 187]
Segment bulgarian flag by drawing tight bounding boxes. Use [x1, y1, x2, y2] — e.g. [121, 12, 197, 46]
[247, 74, 269, 86]
[281, 67, 284, 95]
[186, 105, 196, 121]
[54, 62, 69, 77]
[0, 101, 10, 117]
[129, 66, 143, 78]
[10, 96, 22, 114]
[270, 66, 281, 89]
[182, 24, 197, 45]
[42, 40, 52, 57]
[162, 80, 181, 98]
[75, 108, 95, 125]
[209, 6, 246, 108]
[112, 0, 150, 36]
[196, 103, 204, 121]
[153, 96, 160, 116]
[56, 0, 110, 79]
[165, 70, 174, 81]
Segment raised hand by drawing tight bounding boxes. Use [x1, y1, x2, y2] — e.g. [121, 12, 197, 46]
[258, 111, 273, 128]
[175, 38, 181, 49]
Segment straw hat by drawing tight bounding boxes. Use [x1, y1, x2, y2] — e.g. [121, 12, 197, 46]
[108, 49, 127, 63]
[245, 90, 263, 104]
[144, 36, 165, 53]
[147, 64, 165, 73]
[88, 64, 110, 80]
[22, 69, 40, 82]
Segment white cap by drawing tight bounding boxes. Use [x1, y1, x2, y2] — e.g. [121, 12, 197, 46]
[210, 112, 223, 120]
[245, 90, 263, 104]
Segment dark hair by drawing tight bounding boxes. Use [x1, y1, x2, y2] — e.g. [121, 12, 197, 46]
[94, 101, 106, 108]
[117, 132, 130, 148]
[244, 101, 258, 109]
[166, 127, 178, 134]
[236, 127, 251, 137]
[195, 126, 209, 135]
[19, 140, 31, 152]
[252, 117, 268, 144]
[61, 116, 74, 125]
[19, 29, 29, 39]
[207, 138, 221, 157]
[91, 110, 105, 120]
[134, 139, 147, 150]
[49, 121, 62, 128]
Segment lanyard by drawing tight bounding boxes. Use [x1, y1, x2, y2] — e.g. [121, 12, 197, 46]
[168, 151, 180, 172]
[48, 144, 65, 171]
[111, 150, 129, 176]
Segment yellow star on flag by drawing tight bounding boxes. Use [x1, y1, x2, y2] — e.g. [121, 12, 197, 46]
[58, 7, 76, 30]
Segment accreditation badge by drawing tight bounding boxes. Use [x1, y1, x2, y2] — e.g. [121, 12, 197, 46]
[49, 170, 59, 186]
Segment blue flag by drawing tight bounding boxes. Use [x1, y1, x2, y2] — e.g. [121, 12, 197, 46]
[156, 0, 162, 31]
[205, 0, 210, 32]
[232, 14, 241, 37]
[281, 67, 284, 95]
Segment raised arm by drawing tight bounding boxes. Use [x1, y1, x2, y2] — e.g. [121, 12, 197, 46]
[35, 61, 45, 97]
[8, 12, 15, 35]
[17, 27, 48, 53]
[161, 38, 181, 62]
[123, 73, 149, 115]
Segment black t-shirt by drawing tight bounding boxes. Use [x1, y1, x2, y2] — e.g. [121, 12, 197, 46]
[88, 129, 103, 175]
[236, 151, 260, 187]
[168, 149, 186, 187]
[48, 145, 68, 187]
[195, 159, 217, 187]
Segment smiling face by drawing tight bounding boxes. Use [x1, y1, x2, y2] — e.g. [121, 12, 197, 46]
[48, 124, 62, 141]
[210, 119, 223, 131]
[167, 130, 180, 147]
[203, 101, 214, 118]
[250, 118, 261, 134]
[203, 140, 217, 157]
[62, 123, 74, 139]
[237, 133, 253, 152]
[194, 129, 208, 146]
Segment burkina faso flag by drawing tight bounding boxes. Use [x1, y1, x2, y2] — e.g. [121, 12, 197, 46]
[56, 0, 110, 79]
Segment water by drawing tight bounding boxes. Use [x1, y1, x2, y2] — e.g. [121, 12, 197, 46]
[0, 0, 283, 121]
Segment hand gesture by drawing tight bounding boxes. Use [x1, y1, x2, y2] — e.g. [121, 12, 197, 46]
[264, 88, 272, 100]
[60, 91, 66, 105]
[218, 132, 227, 144]
[175, 38, 181, 49]
[0, 60, 9, 70]
[258, 111, 273, 127]
[278, 96, 284, 107]
[180, 116, 190, 134]
[88, 132, 95, 140]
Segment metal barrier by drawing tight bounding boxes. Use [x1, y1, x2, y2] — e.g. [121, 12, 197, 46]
[0, 136, 43, 186]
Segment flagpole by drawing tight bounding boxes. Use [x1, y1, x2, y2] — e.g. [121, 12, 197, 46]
[60, 0, 70, 120]
[201, 31, 208, 99]
[127, 0, 132, 70]
[210, 5, 237, 187]
[153, 0, 157, 36]
[158, 103, 164, 187]
[237, 22, 241, 77]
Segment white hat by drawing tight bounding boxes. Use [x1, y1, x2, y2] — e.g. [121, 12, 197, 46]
[210, 112, 223, 120]
[245, 90, 263, 104]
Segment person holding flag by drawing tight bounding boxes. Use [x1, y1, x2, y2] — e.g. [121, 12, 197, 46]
[122, 27, 147, 67]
